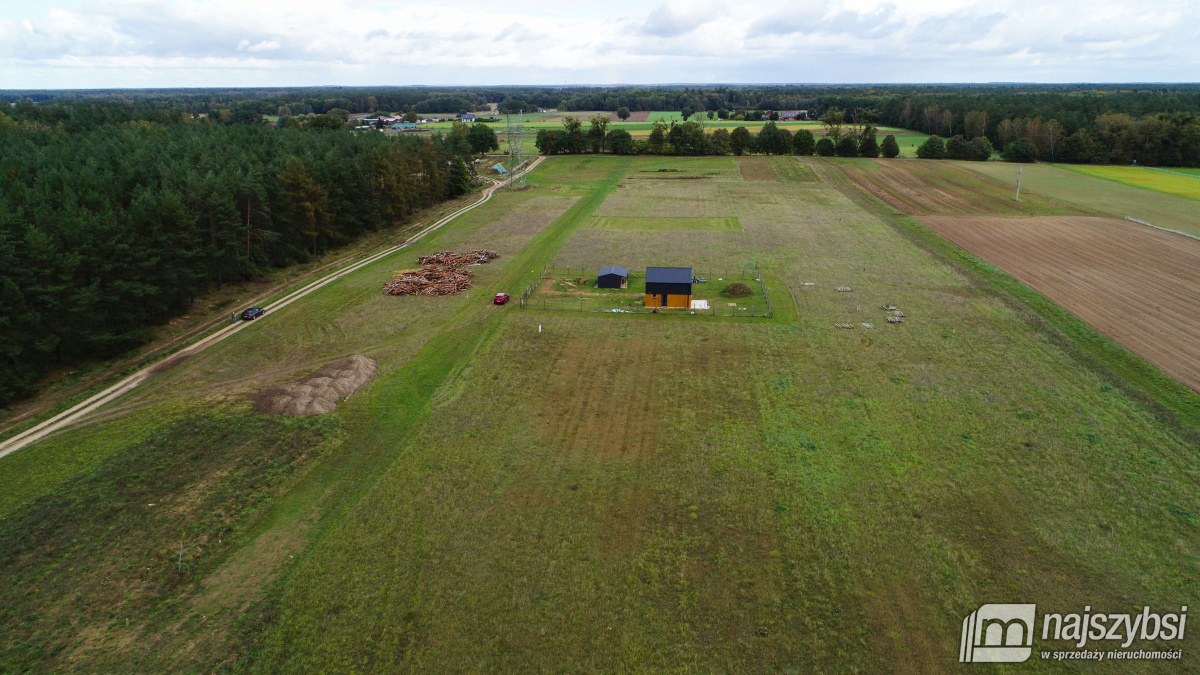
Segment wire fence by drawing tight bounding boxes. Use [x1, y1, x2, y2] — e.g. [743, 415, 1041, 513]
[523, 265, 773, 318]
[518, 265, 549, 308]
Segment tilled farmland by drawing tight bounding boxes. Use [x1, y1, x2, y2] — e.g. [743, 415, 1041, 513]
[920, 215, 1200, 392]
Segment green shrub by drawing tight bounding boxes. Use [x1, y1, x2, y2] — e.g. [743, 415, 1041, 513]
[880, 135, 900, 158]
[836, 136, 859, 157]
[723, 282, 752, 297]
[1002, 138, 1038, 162]
[916, 136, 946, 159]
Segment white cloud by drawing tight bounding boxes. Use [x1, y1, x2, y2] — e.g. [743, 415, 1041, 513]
[0, 0, 1196, 87]
[642, 0, 726, 37]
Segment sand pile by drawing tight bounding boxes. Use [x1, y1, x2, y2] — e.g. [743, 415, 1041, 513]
[254, 355, 377, 416]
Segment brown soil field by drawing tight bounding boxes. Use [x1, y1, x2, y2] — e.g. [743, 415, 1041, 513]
[839, 160, 1087, 216]
[920, 215, 1200, 392]
[618, 111, 652, 122]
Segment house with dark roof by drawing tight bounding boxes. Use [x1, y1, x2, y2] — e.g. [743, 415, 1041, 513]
[461, 113, 476, 122]
[597, 266, 629, 289]
[645, 267, 692, 308]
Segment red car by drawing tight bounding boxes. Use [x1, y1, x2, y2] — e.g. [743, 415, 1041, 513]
[493, 293, 510, 305]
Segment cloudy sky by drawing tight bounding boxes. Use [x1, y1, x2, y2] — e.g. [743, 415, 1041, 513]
[0, 0, 1196, 88]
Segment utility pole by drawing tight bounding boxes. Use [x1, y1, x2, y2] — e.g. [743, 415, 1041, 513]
[1014, 166, 1023, 201]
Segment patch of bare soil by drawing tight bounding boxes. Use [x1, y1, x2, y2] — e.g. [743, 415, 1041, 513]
[536, 276, 609, 296]
[920, 215, 1200, 392]
[253, 355, 377, 415]
[618, 111, 652, 122]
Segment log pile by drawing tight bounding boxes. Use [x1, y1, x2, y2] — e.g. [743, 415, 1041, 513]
[383, 250, 500, 296]
[416, 250, 499, 267]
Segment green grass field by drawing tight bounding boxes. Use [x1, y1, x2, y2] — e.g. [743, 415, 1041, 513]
[586, 216, 742, 231]
[2, 155, 1197, 672]
[956, 161, 1200, 237]
[1061, 164, 1200, 201]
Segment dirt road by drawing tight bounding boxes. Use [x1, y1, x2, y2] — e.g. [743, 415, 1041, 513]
[0, 156, 546, 460]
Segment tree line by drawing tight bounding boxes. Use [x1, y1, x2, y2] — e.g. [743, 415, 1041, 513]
[8, 85, 1199, 165]
[0, 108, 480, 404]
[533, 114, 901, 159]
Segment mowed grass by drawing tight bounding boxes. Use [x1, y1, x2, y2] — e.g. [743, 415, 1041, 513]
[957, 161, 1200, 237]
[1061, 164, 1200, 201]
[246, 156, 1198, 671]
[3, 154, 1199, 672]
[586, 216, 741, 231]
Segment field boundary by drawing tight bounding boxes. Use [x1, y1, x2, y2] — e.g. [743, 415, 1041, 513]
[1148, 166, 1200, 179]
[1125, 216, 1200, 243]
[823, 163, 1200, 441]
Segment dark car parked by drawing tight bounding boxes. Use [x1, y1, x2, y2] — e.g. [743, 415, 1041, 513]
[241, 307, 266, 320]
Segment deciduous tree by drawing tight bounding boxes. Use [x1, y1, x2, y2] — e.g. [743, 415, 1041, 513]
[792, 130, 816, 155]
[916, 136, 946, 159]
[730, 126, 751, 155]
[880, 135, 900, 158]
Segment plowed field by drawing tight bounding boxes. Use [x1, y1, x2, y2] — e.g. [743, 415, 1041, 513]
[920, 215, 1200, 392]
[840, 159, 1085, 216]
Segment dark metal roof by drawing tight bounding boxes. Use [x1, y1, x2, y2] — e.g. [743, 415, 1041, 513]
[598, 266, 629, 277]
[645, 266, 693, 284]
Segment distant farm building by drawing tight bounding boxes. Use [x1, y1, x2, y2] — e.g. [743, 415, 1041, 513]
[645, 267, 693, 308]
[597, 266, 629, 289]
[391, 122, 417, 131]
[780, 111, 801, 120]
[461, 113, 476, 122]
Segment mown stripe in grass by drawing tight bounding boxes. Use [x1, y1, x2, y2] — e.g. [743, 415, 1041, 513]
[586, 216, 741, 231]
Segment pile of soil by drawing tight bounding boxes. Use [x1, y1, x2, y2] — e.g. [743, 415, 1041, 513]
[254, 355, 378, 416]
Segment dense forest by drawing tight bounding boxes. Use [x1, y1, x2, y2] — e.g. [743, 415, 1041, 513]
[0, 106, 479, 404]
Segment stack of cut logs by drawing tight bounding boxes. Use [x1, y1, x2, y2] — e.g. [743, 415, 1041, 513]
[416, 250, 500, 267]
[382, 250, 499, 296]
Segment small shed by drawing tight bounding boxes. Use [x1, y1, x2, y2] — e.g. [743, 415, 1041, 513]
[645, 267, 693, 308]
[597, 266, 629, 289]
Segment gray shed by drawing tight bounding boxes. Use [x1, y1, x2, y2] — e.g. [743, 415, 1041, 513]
[597, 266, 629, 289]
